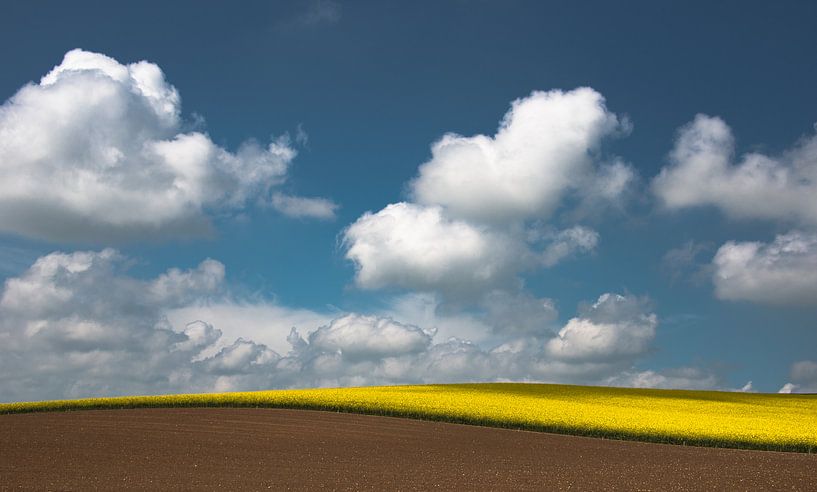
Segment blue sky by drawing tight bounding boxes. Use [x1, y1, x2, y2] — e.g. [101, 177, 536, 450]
[1, 1, 816, 401]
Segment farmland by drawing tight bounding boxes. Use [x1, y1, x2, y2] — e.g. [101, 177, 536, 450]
[2, 383, 815, 452]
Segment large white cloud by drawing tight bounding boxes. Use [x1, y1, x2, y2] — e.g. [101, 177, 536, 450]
[0, 49, 330, 242]
[343, 202, 525, 293]
[410, 88, 631, 223]
[652, 114, 817, 225]
[712, 231, 817, 305]
[343, 202, 602, 295]
[342, 88, 630, 296]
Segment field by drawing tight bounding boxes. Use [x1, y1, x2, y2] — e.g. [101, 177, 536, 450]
[2, 383, 815, 452]
[3, 408, 816, 490]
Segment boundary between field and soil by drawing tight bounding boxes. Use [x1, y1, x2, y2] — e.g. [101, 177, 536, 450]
[1, 383, 815, 454]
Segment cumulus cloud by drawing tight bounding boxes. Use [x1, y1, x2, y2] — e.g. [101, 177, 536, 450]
[308, 314, 433, 361]
[342, 89, 631, 296]
[0, 49, 330, 242]
[0, 249, 232, 401]
[652, 114, 817, 225]
[545, 294, 656, 362]
[270, 192, 338, 219]
[0, 249, 340, 401]
[343, 202, 524, 294]
[411, 88, 632, 223]
[712, 231, 817, 305]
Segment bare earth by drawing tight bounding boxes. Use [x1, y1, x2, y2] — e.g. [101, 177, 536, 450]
[1, 408, 815, 491]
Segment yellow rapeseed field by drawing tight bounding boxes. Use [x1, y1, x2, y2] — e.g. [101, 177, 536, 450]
[1, 383, 814, 452]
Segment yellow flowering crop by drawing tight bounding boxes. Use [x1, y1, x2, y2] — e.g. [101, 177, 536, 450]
[1, 383, 814, 452]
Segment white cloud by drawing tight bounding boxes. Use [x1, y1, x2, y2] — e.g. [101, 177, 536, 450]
[712, 231, 817, 305]
[343, 202, 603, 296]
[0, 249, 340, 401]
[342, 89, 629, 297]
[0, 49, 330, 242]
[652, 114, 817, 225]
[308, 314, 433, 361]
[545, 294, 656, 362]
[204, 338, 278, 375]
[0, 249, 234, 401]
[778, 382, 798, 394]
[270, 192, 338, 219]
[343, 202, 524, 294]
[736, 381, 754, 392]
[410, 88, 631, 223]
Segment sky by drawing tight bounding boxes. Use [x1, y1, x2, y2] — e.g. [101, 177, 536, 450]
[1, 0, 816, 402]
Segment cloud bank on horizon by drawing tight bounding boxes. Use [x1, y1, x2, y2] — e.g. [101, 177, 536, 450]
[0, 49, 814, 402]
[1, 248, 698, 402]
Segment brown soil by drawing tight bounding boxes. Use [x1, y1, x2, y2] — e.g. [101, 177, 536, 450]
[1, 408, 815, 491]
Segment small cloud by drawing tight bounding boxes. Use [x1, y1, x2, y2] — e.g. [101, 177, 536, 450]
[778, 382, 798, 394]
[295, 124, 309, 147]
[276, 0, 342, 32]
[736, 381, 753, 392]
[271, 192, 338, 220]
[300, 0, 341, 26]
